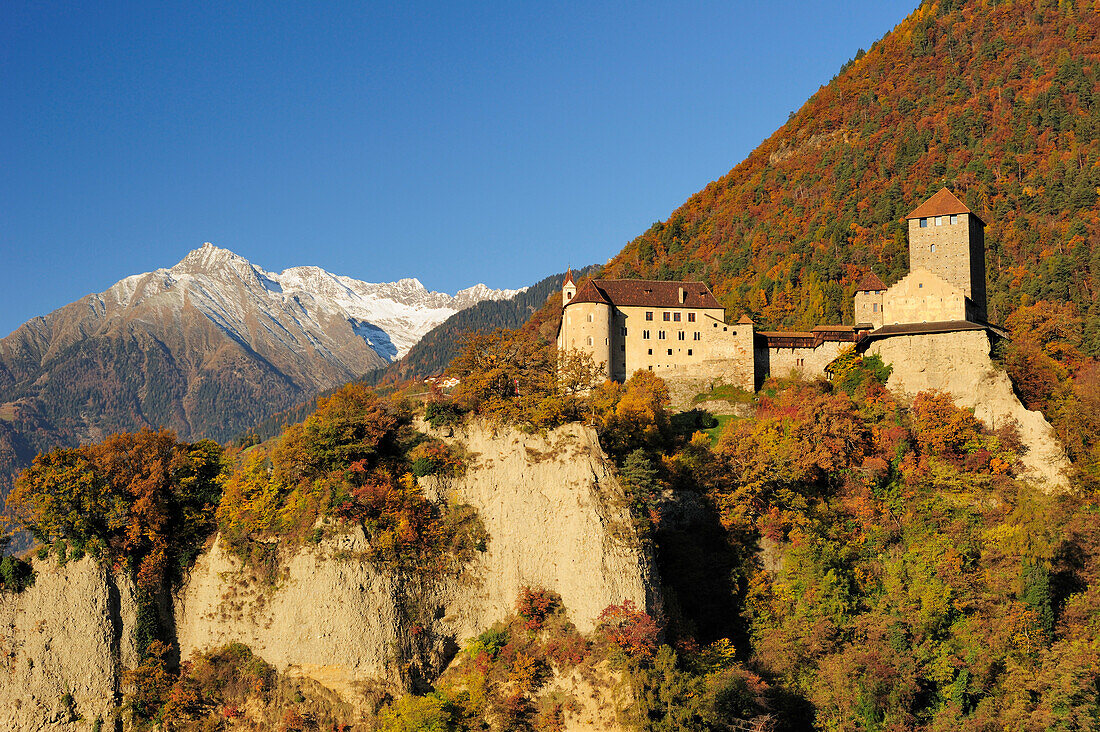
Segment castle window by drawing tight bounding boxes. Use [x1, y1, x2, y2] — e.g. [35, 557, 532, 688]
[621, 327, 628, 336]
[568, 292, 573, 300]
[645, 311, 653, 321]
[663, 312, 671, 321]
[732, 330, 737, 336]
[643, 330, 650, 339]
[687, 349, 693, 356]
[930, 244, 936, 253]
[658, 331, 666, 340]
[586, 337, 593, 346]
[693, 332, 701, 340]
[673, 312, 681, 322]
[935, 216, 943, 226]
[919, 217, 928, 228]
[950, 214, 958, 224]
[587, 314, 593, 322]
[647, 348, 652, 355]
[667, 349, 673, 355]
[872, 303, 879, 313]
[678, 331, 685, 341]
[687, 313, 695, 322]
[918, 283, 923, 288]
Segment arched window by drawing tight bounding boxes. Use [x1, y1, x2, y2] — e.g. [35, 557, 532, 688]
[586, 336, 593, 346]
[587, 313, 594, 322]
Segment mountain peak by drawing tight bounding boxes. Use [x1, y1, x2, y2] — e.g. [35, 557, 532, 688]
[173, 242, 253, 273]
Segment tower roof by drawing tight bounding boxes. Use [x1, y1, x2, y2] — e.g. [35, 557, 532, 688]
[566, 279, 721, 309]
[906, 187, 984, 224]
[563, 268, 575, 286]
[854, 271, 887, 291]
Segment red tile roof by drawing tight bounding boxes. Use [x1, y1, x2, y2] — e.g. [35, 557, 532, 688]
[855, 271, 887, 291]
[562, 268, 575, 286]
[906, 187, 983, 223]
[569, 279, 610, 305]
[567, 279, 722, 309]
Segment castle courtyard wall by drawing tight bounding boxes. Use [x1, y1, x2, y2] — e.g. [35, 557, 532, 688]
[761, 340, 850, 382]
[883, 268, 968, 325]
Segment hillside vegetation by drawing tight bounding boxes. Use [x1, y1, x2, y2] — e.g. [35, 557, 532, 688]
[603, 0, 1100, 350]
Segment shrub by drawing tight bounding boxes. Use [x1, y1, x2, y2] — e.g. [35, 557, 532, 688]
[425, 400, 465, 428]
[380, 693, 455, 732]
[597, 601, 661, 663]
[0, 555, 34, 593]
[409, 439, 464, 477]
[516, 587, 561, 632]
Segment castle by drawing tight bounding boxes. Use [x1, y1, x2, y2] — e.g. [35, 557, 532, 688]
[558, 188, 1000, 391]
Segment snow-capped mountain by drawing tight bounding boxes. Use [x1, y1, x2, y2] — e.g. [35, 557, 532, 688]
[0, 244, 522, 451]
[108, 243, 521, 362]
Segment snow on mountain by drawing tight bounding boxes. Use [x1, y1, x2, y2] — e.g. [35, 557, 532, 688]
[100, 243, 523, 362]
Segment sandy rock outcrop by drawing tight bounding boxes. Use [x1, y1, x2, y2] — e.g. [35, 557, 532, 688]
[432, 421, 657, 638]
[174, 529, 406, 702]
[173, 421, 655, 701]
[0, 556, 138, 731]
[868, 330, 1072, 491]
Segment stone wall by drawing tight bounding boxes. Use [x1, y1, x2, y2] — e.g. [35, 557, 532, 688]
[854, 289, 885, 328]
[662, 358, 756, 410]
[761, 340, 849, 382]
[882, 268, 968, 325]
[908, 212, 979, 301]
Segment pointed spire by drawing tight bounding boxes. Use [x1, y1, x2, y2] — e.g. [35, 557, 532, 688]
[563, 268, 575, 287]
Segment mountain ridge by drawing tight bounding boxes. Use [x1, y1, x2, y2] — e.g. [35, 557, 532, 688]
[0, 243, 520, 507]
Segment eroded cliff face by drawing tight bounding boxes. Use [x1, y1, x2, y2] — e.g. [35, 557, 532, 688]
[0, 557, 138, 731]
[428, 421, 658, 638]
[868, 330, 1072, 491]
[172, 420, 655, 702]
[1, 422, 653, 728]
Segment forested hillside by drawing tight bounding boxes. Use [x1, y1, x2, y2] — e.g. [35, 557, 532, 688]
[603, 0, 1100, 350]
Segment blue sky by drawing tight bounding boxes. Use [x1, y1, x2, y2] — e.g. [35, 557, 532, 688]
[1, 1, 916, 337]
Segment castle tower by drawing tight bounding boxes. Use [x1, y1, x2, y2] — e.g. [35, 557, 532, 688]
[562, 269, 576, 307]
[853, 271, 887, 329]
[559, 277, 612, 379]
[905, 188, 987, 321]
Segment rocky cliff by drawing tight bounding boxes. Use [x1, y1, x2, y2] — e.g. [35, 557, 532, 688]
[0, 421, 655, 728]
[0, 557, 138, 731]
[867, 329, 1072, 491]
[174, 421, 655, 698]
